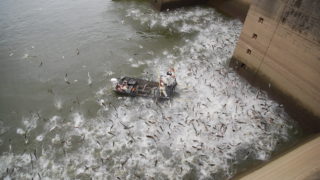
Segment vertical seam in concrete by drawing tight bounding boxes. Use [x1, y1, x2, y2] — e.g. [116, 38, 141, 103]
[254, 1, 290, 79]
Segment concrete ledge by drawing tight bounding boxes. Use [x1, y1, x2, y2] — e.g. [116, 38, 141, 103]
[150, 0, 207, 11]
[151, 0, 252, 23]
[237, 134, 320, 180]
[208, 0, 252, 22]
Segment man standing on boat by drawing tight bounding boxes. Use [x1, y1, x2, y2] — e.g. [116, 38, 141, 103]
[159, 68, 177, 97]
[159, 79, 168, 97]
[165, 68, 177, 96]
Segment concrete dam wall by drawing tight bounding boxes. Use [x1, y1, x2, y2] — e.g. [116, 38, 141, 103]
[232, 0, 320, 118]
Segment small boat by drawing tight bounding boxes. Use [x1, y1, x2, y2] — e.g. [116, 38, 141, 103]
[113, 76, 177, 100]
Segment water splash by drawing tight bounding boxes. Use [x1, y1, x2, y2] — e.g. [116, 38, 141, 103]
[0, 5, 299, 180]
[54, 98, 63, 110]
[88, 72, 92, 86]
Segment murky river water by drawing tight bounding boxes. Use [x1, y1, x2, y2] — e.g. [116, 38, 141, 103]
[0, 0, 304, 179]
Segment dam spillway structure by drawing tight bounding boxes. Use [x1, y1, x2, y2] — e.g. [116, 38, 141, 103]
[232, 0, 320, 120]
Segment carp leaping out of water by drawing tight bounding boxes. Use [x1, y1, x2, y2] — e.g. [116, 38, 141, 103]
[88, 72, 92, 86]
[64, 73, 71, 85]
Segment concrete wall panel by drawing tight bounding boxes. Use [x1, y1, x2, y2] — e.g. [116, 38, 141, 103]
[232, 0, 320, 117]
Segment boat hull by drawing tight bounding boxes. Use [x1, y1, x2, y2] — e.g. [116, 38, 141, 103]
[113, 77, 177, 100]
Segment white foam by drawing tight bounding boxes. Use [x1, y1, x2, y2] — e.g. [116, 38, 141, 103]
[110, 78, 118, 83]
[22, 113, 40, 131]
[51, 134, 61, 144]
[131, 63, 139, 68]
[0, 121, 9, 135]
[72, 112, 84, 127]
[22, 54, 29, 59]
[36, 134, 44, 142]
[16, 128, 25, 135]
[104, 71, 114, 77]
[3, 176, 11, 180]
[96, 88, 105, 96]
